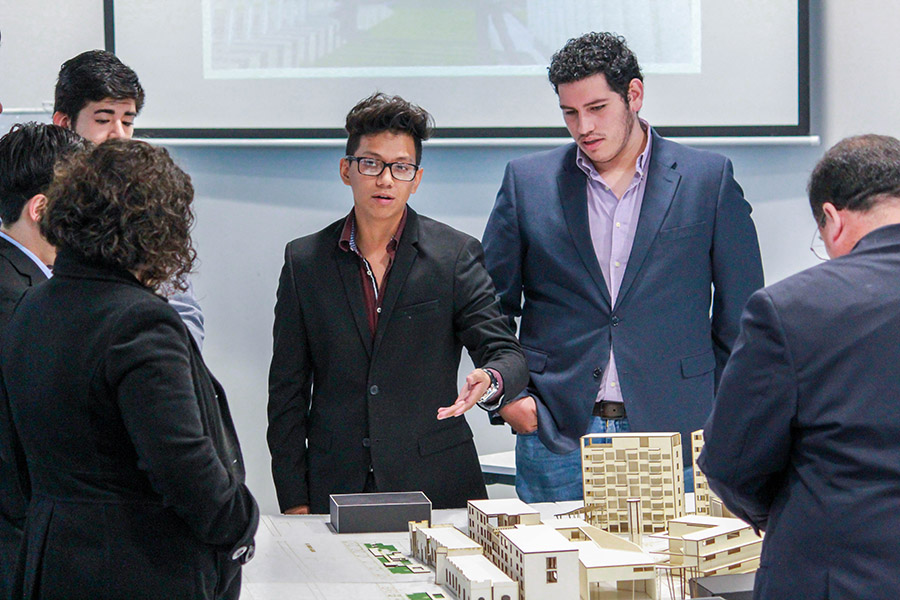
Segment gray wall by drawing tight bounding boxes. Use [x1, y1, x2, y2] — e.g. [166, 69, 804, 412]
[4, 2, 900, 514]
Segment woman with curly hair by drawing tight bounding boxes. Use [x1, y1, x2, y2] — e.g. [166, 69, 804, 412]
[0, 139, 258, 600]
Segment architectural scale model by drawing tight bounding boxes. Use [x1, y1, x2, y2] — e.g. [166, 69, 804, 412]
[409, 521, 518, 600]
[651, 515, 762, 582]
[464, 499, 662, 600]
[690, 430, 733, 518]
[580, 433, 686, 534]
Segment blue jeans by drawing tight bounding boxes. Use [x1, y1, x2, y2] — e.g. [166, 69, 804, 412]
[515, 418, 695, 502]
[515, 416, 631, 503]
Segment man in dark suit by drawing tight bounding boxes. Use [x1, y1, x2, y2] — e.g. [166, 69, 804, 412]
[699, 134, 900, 599]
[0, 121, 86, 599]
[482, 32, 764, 502]
[268, 93, 527, 514]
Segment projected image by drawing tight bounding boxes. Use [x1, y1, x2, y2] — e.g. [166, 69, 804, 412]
[202, 0, 700, 78]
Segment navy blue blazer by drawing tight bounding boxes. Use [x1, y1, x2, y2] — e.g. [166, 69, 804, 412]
[482, 131, 763, 454]
[700, 223, 900, 599]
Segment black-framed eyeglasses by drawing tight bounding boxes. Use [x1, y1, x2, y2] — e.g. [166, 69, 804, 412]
[345, 156, 419, 182]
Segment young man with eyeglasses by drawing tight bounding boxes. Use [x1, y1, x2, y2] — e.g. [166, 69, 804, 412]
[267, 93, 527, 514]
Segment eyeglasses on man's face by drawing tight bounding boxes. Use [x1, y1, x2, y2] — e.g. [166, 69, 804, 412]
[810, 224, 829, 261]
[345, 156, 419, 182]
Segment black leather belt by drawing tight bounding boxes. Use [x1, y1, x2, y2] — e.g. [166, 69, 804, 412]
[593, 400, 626, 419]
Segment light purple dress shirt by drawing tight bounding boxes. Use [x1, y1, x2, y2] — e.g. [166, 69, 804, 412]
[577, 122, 653, 405]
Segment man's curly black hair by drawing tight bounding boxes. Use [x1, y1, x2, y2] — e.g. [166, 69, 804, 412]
[42, 139, 195, 291]
[548, 32, 643, 102]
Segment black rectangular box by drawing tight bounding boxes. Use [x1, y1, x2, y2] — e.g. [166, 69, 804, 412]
[329, 491, 432, 533]
[690, 572, 755, 600]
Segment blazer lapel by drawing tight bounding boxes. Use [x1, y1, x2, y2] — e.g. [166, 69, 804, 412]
[616, 133, 681, 308]
[0, 238, 48, 285]
[558, 158, 612, 309]
[371, 209, 419, 359]
[335, 246, 373, 358]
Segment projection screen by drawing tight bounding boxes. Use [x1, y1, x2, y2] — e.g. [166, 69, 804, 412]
[108, 0, 809, 139]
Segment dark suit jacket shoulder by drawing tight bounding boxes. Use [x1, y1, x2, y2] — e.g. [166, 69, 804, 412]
[700, 223, 900, 599]
[268, 207, 527, 513]
[0, 236, 47, 332]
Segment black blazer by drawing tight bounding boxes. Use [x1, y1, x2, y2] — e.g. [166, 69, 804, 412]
[0, 236, 49, 598]
[700, 224, 900, 599]
[268, 208, 528, 514]
[0, 250, 258, 600]
[0, 235, 48, 332]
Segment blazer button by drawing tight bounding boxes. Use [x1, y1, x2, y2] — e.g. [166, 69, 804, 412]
[593, 368, 602, 380]
[362, 438, 371, 448]
[611, 316, 620, 327]
[369, 385, 379, 396]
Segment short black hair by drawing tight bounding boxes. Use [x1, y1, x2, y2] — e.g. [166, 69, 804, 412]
[54, 50, 145, 122]
[548, 32, 643, 101]
[0, 123, 88, 225]
[808, 134, 900, 225]
[345, 93, 434, 164]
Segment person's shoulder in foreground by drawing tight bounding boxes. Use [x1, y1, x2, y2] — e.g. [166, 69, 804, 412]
[700, 134, 900, 599]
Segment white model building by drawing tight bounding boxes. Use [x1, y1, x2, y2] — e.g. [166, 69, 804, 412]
[652, 515, 762, 577]
[495, 524, 580, 600]
[441, 553, 519, 600]
[467, 499, 541, 554]
[581, 433, 686, 533]
[409, 521, 518, 600]
[410, 522, 482, 567]
[548, 518, 659, 600]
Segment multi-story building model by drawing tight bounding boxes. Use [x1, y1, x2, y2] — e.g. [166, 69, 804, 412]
[465, 499, 660, 600]
[409, 521, 519, 600]
[467, 499, 542, 555]
[547, 518, 658, 600]
[581, 433, 686, 534]
[652, 515, 762, 579]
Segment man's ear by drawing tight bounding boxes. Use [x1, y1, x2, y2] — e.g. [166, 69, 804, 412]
[821, 202, 843, 240]
[339, 157, 352, 186]
[26, 193, 48, 223]
[52, 111, 71, 129]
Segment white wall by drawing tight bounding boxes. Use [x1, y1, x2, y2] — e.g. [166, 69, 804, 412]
[4, 2, 899, 515]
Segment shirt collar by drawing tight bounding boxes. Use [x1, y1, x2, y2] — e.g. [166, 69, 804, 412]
[338, 207, 407, 256]
[0, 230, 53, 278]
[576, 118, 653, 183]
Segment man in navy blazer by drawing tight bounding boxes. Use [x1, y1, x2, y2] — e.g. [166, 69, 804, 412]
[482, 32, 763, 502]
[700, 134, 900, 599]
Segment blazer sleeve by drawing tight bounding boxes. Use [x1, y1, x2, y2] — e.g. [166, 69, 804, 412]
[105, 303, 257, 551]
[481, 164, 542, 408]
[482, 163, 524, 326]
[698, 289, 796, 531]
[267, 244, 314, 511]
[453, 236, 528, 402]
[710, 158, 765, 385]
